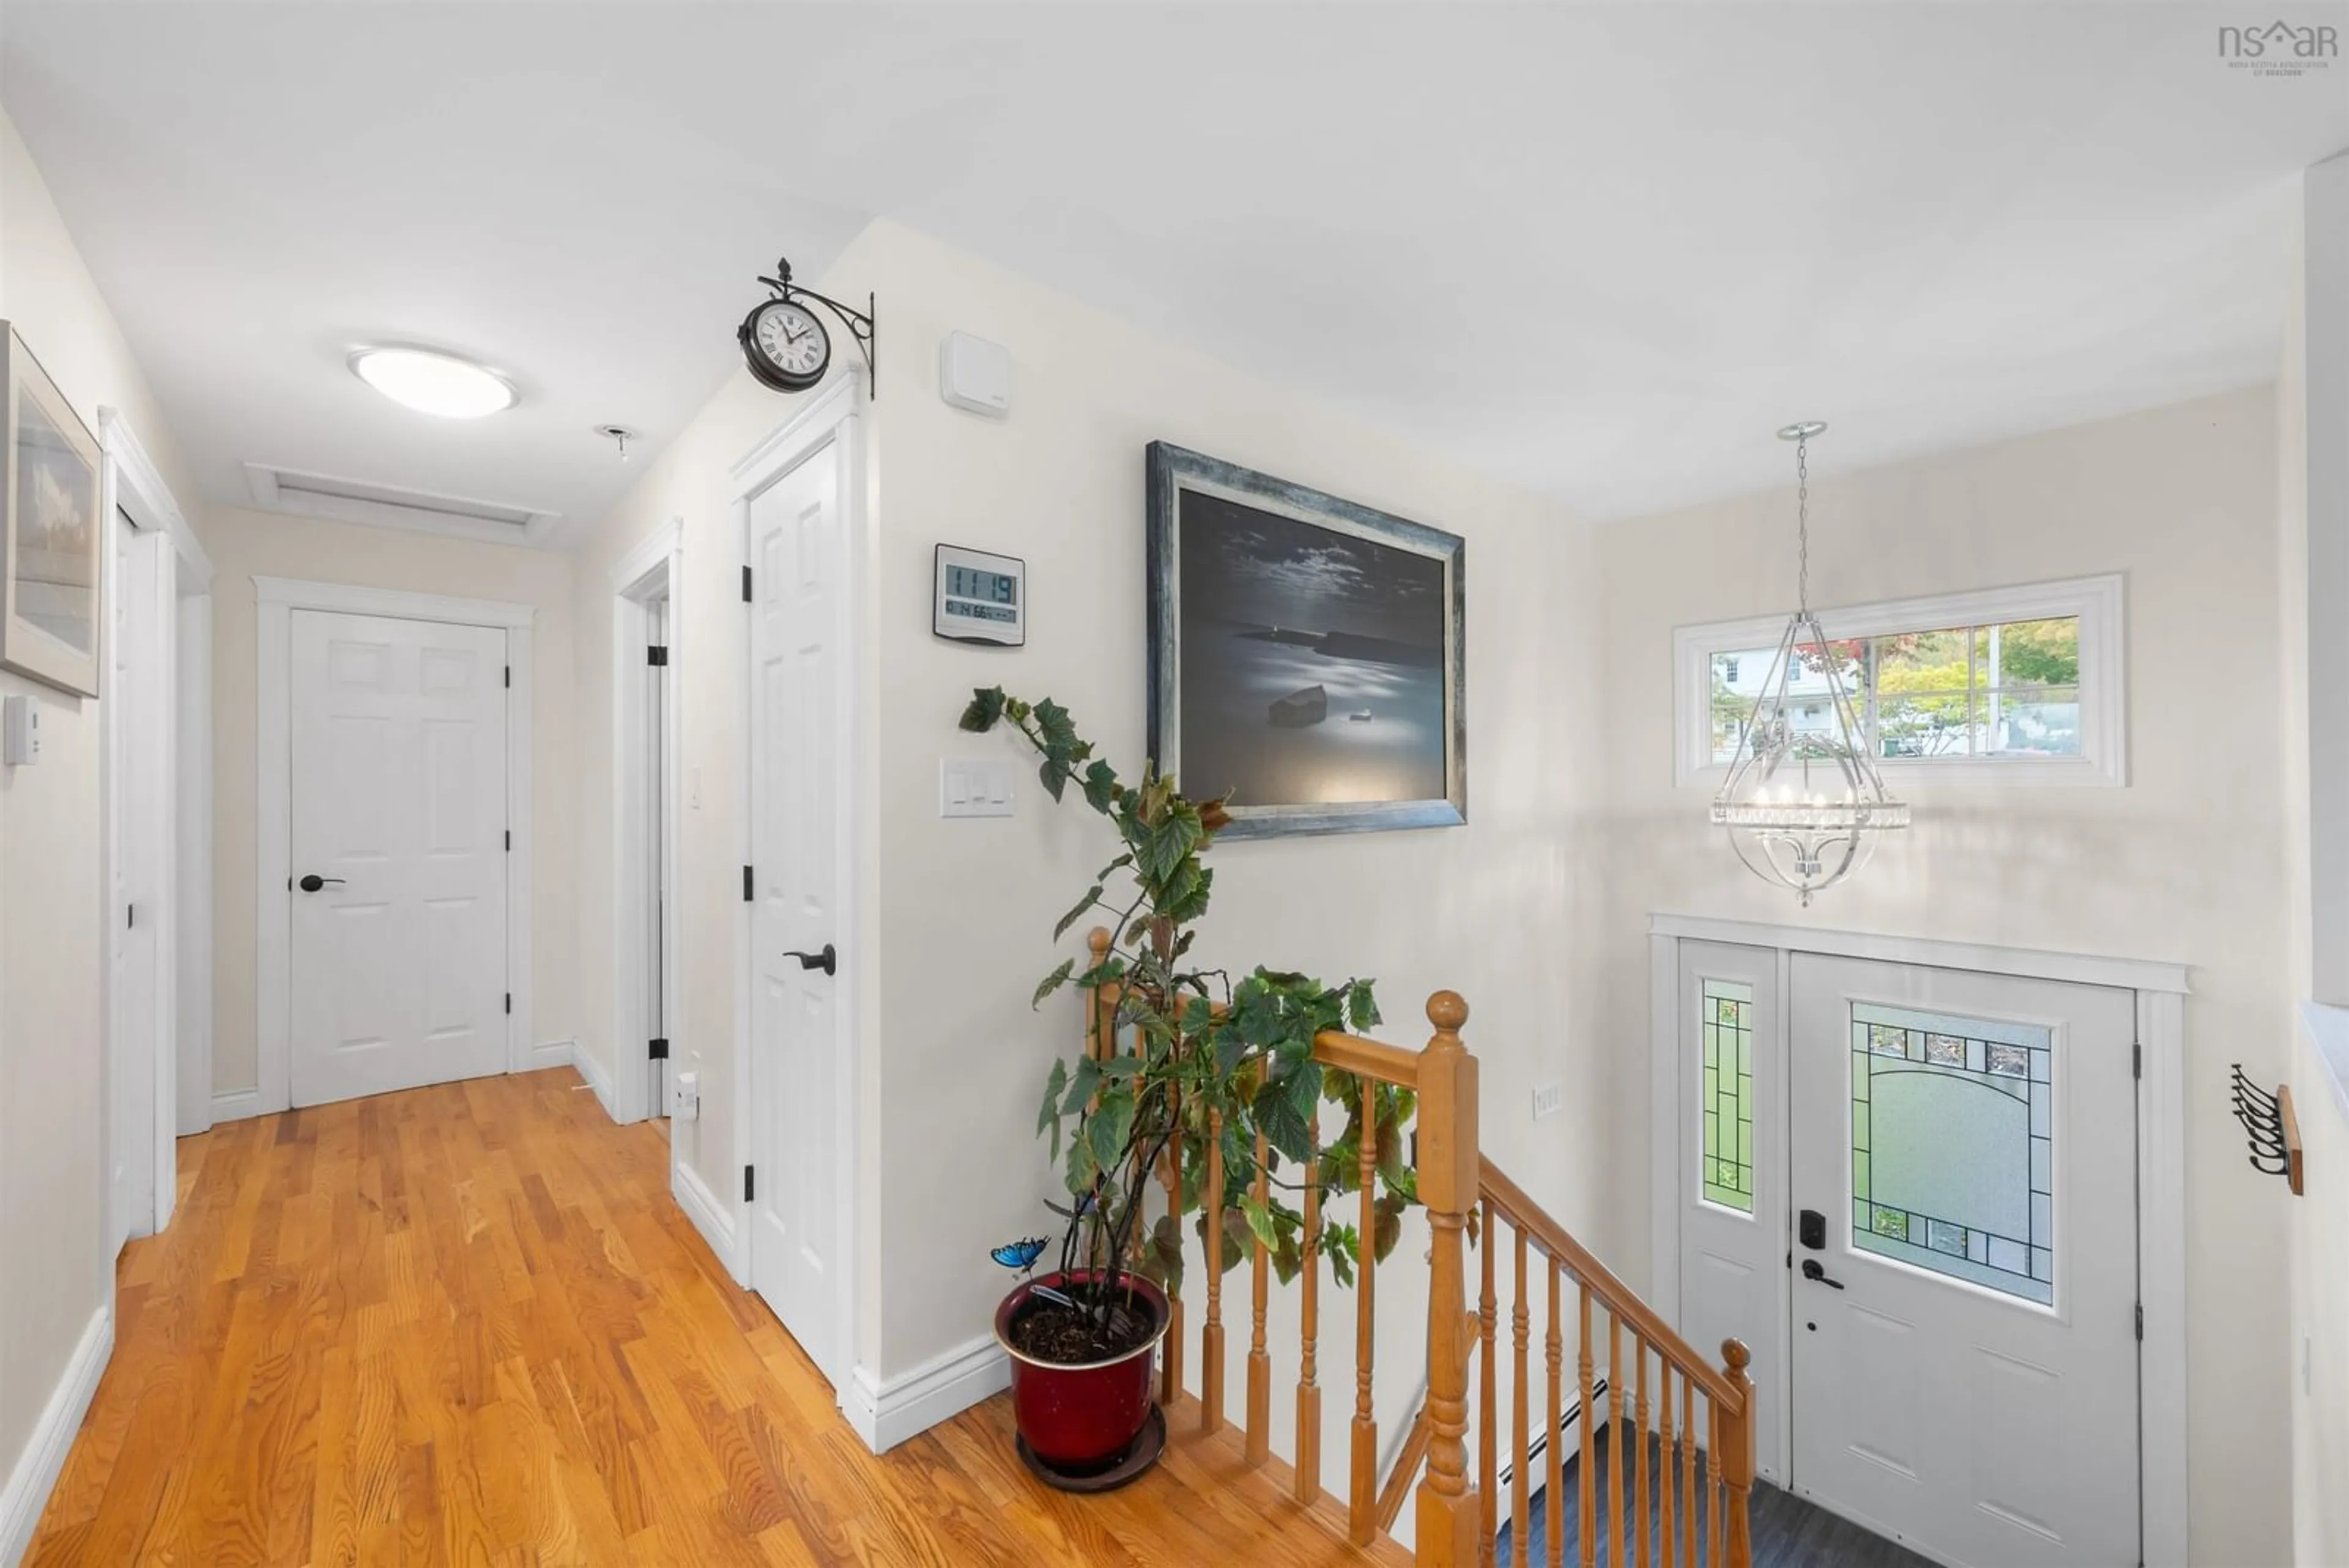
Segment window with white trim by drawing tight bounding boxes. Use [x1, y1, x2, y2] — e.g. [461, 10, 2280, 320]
[1673, 576, 2125, 788]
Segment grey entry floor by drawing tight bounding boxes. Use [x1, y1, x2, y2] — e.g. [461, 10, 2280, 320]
[1497, 1427, 1939, 1568]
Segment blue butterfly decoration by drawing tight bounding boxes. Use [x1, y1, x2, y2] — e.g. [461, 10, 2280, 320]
[990, 1236, 1048, 1272]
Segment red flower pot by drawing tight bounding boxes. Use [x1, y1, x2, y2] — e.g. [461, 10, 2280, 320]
[993, 1270, 1170, 1474]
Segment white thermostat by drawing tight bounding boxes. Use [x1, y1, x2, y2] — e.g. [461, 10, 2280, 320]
[934, 544, 1025, 646]
[938, 331, 1012, 417]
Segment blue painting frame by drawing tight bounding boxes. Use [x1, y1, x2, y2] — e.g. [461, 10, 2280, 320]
[1145, 442, 1466, 839]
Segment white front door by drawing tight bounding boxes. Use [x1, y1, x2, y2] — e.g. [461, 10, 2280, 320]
[1788, 954, 2139, 1567]
[746, 442, 846, 1388]
[288, 609, 509, 1107]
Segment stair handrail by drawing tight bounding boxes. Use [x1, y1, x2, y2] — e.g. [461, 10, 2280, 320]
[1477, 1159, 1743, 1414]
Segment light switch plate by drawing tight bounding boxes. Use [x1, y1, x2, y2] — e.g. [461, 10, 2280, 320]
[941, 758, 1014, 817]
[1531, 1081, 1562, 1120]
[2, 694, 37, 766]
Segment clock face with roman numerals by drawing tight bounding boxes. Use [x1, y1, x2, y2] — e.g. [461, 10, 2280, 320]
[739, 297, 831, 393]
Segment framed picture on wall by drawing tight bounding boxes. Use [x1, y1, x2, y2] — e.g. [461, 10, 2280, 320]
[1146, 441, 1466, 839]
[1, 324, 103, 698]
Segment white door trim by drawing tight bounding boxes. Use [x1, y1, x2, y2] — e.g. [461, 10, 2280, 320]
[610, 518, 684, 1126]
[99, 407, 196, 1243]
[732, 374, 866, 1403]
[1646, 914, 2190, 1567]
[251, 575, 535, 1116]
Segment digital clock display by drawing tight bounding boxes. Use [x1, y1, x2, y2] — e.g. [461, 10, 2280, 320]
[934, 544, 1025, 645]
[944, 565, 1018, 606]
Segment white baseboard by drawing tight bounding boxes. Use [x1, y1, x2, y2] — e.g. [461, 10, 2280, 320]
[672, 1158, 741, 1278]
[842, 1334, 1009, 1455]
[570, 1041, 617, 1121]
[0, 1303, 113, 1563]
[209, 1087, 266, 1123]
[530, 1038, 574, 1071]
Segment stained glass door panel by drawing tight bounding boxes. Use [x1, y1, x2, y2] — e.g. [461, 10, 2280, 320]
[1788, 955, 2139, 1568]
[1676, 942, 1786, 1485]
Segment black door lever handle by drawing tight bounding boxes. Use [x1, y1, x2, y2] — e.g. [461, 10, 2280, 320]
[784, 943, 837, 977]
[1801, 1258, 1846, 1290]
[297, 874, 347, 893]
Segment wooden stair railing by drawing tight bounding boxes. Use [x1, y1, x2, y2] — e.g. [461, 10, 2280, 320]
[1079, 930, 1754, 1566]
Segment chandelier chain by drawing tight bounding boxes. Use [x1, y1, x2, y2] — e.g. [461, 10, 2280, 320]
[1795, 431, 1810, 616]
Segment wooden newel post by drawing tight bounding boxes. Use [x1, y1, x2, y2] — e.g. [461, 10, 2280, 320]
[1414, 991, 1481, 1568]
[1720, 1338, 1756, 1568]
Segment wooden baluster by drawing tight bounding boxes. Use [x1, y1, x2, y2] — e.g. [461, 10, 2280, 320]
[1721, 1340, 1755, 1568]
[1247, 1129, 1271, 1465]
[1708, 1395, 1724, 1568]
[1658, 1363, 1675, 1568]
[1296, 1121, 1322, 1505]
[1610, 1315, 1626, 1567]
[1159, 1087, 1184, 1405]
[1574, 1285, 1590, 1568]
[1204, 1108, 1225, 1433]
[1680, 1375, 1695, 1568]
[1550, 1271, 1568, 1568]
[1634, 1337, 1649, 1567]
[1480, 1199, 1497, 1565]
[1086, 929, 1112, 1060]
[1510, 1229, 1529, 1567]
[1349, 1076, 1378, 1544]
[1411, 992, 1480, 1568]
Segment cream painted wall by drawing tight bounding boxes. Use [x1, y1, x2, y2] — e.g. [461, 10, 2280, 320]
[567, 221, 1610, 1436]
[1596, 387, 2292, 1566]
[202, 504, 582, 1098]
[0, 107, 202, 1506]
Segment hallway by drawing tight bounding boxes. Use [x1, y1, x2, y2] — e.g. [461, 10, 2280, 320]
[24, 1068, 1397, 1566]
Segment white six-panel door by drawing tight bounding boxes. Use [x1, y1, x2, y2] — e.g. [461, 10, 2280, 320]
[288, 609, 509, 1107]
[746, 444, 845, 1390]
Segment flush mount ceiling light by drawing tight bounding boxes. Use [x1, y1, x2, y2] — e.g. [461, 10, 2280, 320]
[349, 347, 516, 418]
[1709, 421, 1910, 904]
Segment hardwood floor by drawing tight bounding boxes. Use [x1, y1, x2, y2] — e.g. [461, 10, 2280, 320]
[26, 1068, 1401, 1566]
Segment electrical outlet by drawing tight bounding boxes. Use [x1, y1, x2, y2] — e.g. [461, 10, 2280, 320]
[1531, 1080, 1563, 1120]
[674, 1071, 700, 1124]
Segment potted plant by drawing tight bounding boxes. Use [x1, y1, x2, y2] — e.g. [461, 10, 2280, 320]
[960, 686, 1419, 1486]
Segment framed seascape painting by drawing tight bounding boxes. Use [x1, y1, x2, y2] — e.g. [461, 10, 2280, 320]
[1, 325, 103, 698]
[1146, 442, 1465, 839]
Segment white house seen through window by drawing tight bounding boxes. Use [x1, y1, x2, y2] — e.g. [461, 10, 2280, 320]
[1674, 575, 2124, 789]
[1710, 617, 2081, 765]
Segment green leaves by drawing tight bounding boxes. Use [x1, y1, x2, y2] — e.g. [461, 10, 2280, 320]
[958, 686, 1007, 732]
[962, 683, 1420, 1315]
[1088, 1085, 1136, 1176]
[1053, 886, 1104, 943]
[1031, 958, 1075, 1009]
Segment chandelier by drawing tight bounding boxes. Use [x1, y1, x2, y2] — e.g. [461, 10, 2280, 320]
[1710, 422, 1909, 904]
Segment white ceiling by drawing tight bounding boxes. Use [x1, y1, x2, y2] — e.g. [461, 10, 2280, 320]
[5, 3, 2344, 531]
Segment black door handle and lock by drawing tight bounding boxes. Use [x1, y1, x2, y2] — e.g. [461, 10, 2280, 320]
[297, 874, 347, 893]
[1799, 1208, 1827, 1250]
[1802, 1258, 1846, 1290]
[784, 943, 837, 977]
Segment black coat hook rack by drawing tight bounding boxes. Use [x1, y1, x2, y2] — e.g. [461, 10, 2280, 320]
[2230, 1064, 2304, 1195]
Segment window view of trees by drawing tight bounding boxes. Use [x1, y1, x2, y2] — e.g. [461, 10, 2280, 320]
[1712, 617, 2080, 765]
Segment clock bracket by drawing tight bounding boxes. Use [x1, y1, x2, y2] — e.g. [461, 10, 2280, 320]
[754, 256, 878, 398]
